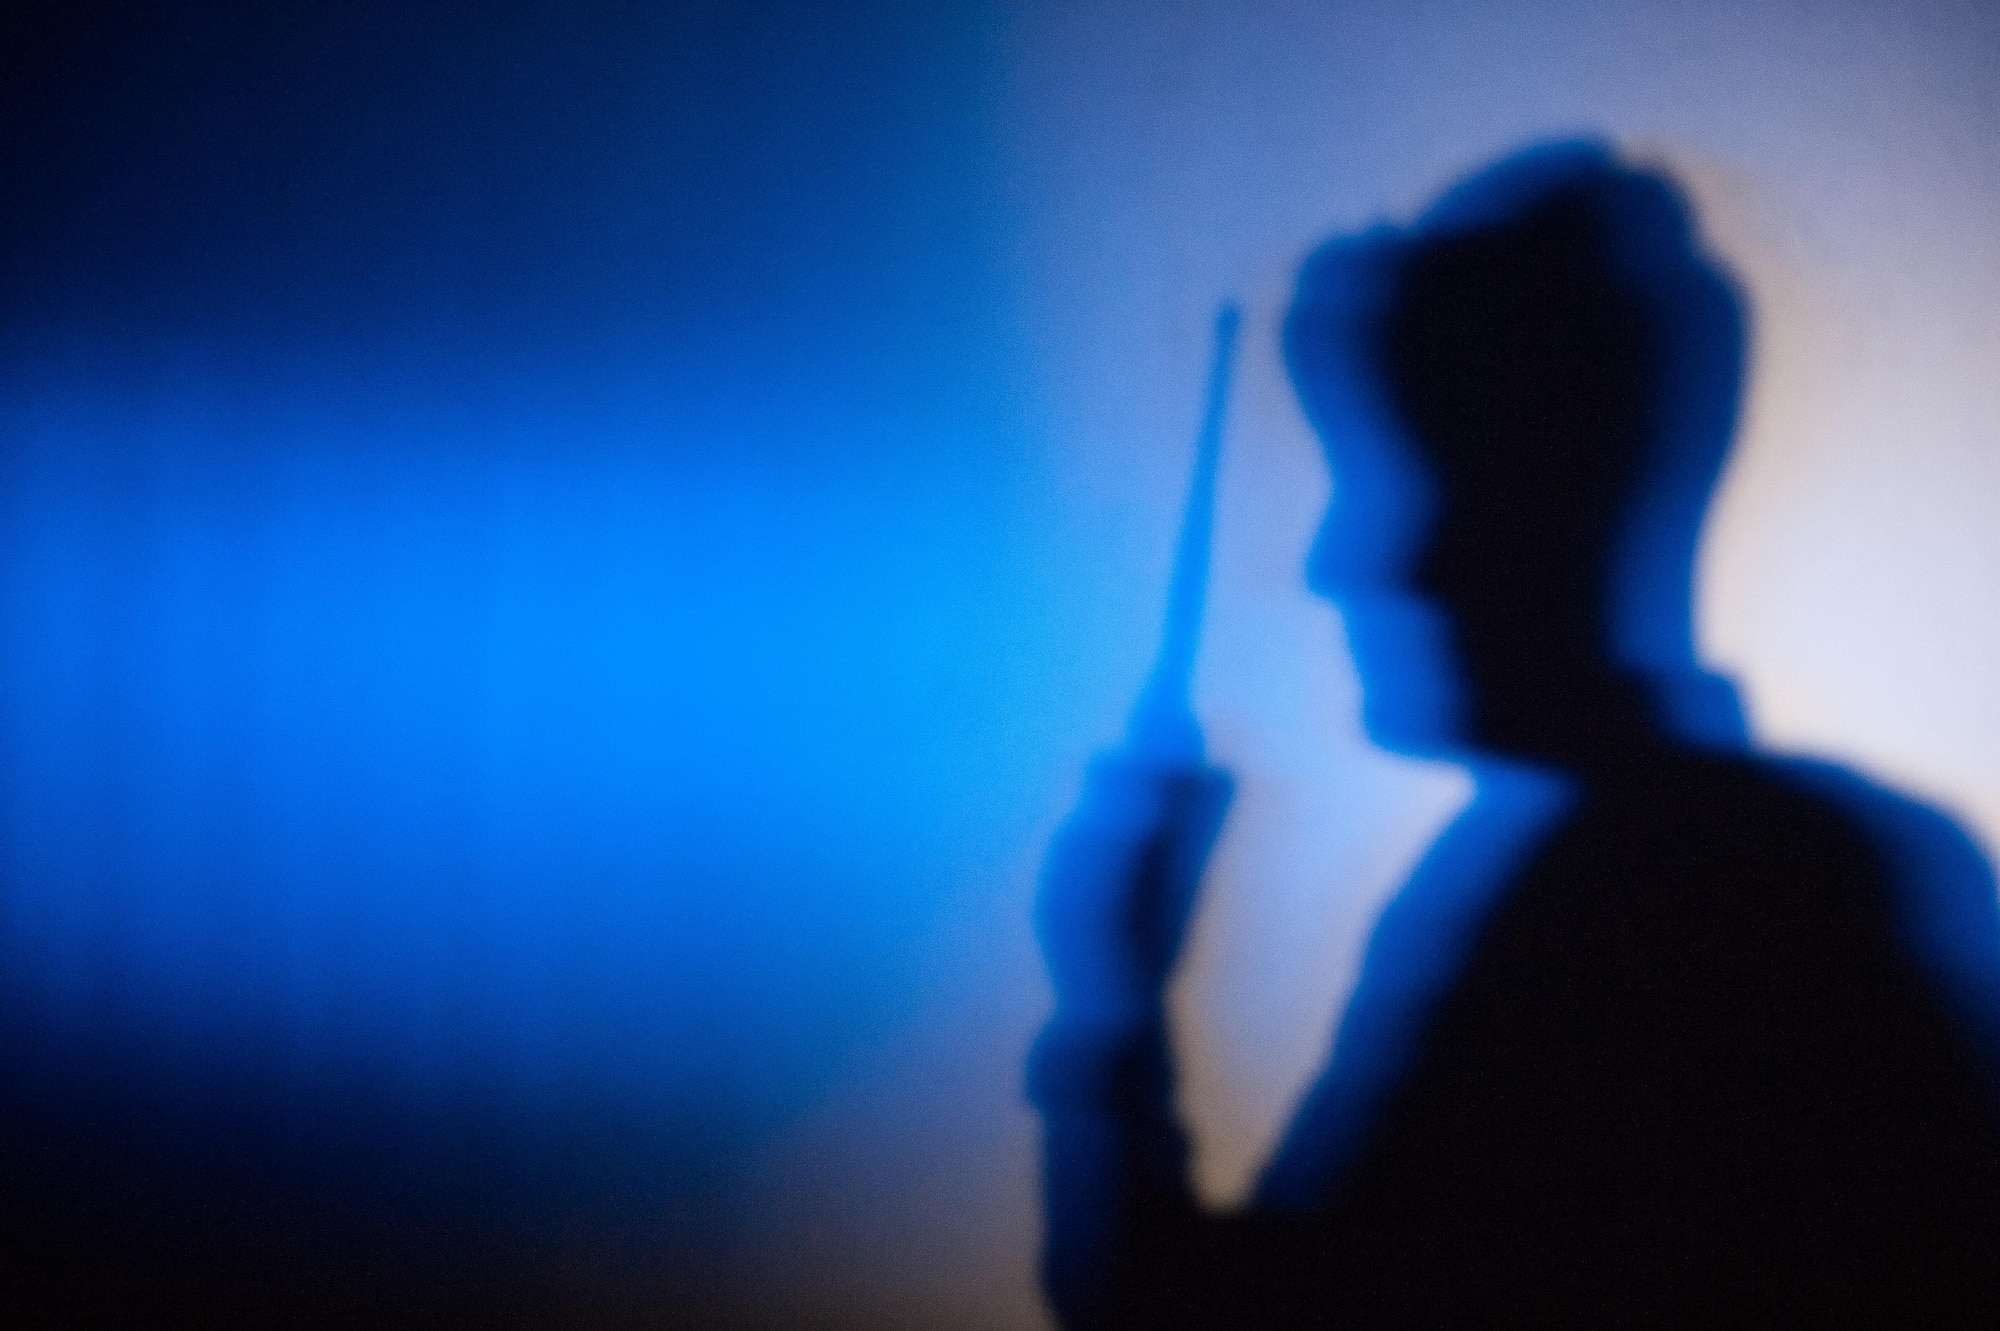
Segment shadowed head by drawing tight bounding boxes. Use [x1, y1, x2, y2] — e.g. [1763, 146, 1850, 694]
[1286, 142, 1746, 763]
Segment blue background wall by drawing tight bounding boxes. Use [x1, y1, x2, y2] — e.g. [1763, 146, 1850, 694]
[0, 2, 1076, 1318]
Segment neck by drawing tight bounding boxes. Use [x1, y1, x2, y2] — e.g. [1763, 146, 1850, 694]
[1474, 668, 1664, 770]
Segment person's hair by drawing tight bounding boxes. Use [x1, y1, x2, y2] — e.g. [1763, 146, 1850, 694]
[1378, 174, 1662, 554]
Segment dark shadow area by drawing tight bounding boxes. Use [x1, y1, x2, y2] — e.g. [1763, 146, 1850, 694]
[0, 1012, 760, 1329]
[1031, 141, 2000, 1325]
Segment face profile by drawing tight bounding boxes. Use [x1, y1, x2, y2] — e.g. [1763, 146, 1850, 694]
[1287, 143, 1745, 764]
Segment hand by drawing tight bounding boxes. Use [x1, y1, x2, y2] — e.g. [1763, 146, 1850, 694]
[1036, 750, 1234, 1031]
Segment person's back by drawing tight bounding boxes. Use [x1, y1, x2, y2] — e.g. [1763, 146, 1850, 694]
[1030, 143, 2000, 1327]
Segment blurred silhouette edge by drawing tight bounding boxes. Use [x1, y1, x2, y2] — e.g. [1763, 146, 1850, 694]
[1030, 139, 2000, 1326]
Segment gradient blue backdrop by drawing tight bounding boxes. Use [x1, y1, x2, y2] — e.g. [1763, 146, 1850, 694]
[0, 0, 1084, 1303]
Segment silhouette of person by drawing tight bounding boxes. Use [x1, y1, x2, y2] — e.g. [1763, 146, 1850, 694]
[1030, 142, 2000, 1327]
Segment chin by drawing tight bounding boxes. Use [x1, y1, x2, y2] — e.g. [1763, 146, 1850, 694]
[1339, 593, 1468, 750]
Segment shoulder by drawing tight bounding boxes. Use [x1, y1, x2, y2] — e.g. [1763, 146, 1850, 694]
[1589, 747, 1993, 894]
[1559, 748, 1876, 876]
[1760, 754, 2000, 1049]
[1760, 757, 1994, 891]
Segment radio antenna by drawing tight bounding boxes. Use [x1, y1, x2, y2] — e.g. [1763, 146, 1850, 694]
[1126, 301, 1240, 762]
